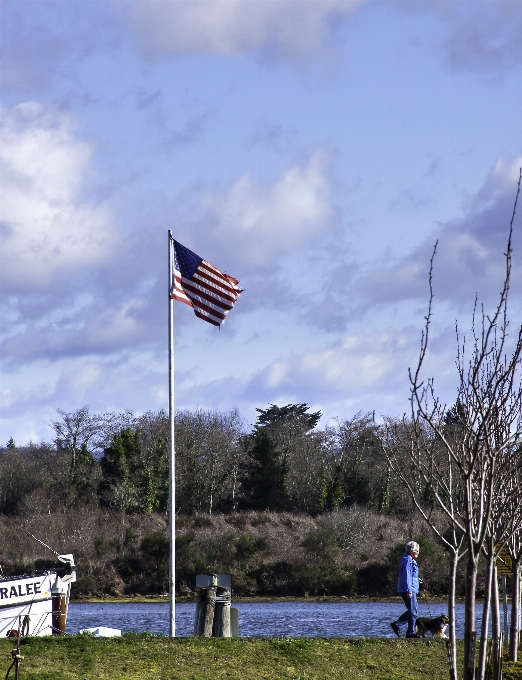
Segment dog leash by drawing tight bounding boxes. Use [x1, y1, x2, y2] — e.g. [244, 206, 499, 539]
[421, 581, 434, 617]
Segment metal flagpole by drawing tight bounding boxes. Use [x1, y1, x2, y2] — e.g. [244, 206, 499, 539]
[168, 230, 176, 637]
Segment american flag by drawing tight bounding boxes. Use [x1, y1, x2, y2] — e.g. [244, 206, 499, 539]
[170, 239, 243, 327]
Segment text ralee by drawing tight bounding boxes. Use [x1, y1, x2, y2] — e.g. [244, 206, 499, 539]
[0, 582, 43, 600]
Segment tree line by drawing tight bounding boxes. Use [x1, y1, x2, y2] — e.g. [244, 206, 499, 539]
[0, 403, 417, 519]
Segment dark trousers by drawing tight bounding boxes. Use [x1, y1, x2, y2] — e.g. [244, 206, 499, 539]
[394, 592, 418, 635]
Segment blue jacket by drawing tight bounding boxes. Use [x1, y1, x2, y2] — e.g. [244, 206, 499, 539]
[397, 552, 419, 594]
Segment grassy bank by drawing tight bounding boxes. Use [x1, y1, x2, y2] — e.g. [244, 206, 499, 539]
[2, 636, 521, 680]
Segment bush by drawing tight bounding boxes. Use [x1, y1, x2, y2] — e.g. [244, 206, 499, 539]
[235, 533, 269, 559]
[0, 504, 470, 599]
[318, 506, 374, 554]
[302, 528, 341, 561]
[356, 562, 394, 595]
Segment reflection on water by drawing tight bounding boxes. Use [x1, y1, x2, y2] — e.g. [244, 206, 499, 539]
[68, 601, 506, 638]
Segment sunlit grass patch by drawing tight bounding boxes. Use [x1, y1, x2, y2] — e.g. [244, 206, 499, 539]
[0, 636, 518, 680]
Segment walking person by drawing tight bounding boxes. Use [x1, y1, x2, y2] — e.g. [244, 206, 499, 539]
[390, 541, 422, 638]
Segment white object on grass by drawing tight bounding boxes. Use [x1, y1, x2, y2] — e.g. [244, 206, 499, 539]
[79, 626, 122, 637]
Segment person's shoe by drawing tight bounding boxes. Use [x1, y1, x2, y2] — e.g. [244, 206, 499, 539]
[390, 622, 401, 638]
[406, 633, 422, 638]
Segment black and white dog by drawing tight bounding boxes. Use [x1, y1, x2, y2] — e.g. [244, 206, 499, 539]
[416, 614, 450, 638]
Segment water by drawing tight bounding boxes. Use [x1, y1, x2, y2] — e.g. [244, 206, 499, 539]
[67, 601, 510, 638]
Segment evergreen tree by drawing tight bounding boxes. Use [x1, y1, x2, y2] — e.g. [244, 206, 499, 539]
[99, 428, 169, 514]
[241, 430, 289, 511]
[444, 400, 467, 427]
[255, 403, 321, 434]
[70, 443, 97, 502]
[315, 468, 328, 512]
[99, 429, 141, 512]
[140, 531, 169, 593]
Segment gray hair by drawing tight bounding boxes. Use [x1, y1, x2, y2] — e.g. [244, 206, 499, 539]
[405, 541, 420, 554]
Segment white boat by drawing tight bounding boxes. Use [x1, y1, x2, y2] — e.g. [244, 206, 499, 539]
[0, 554, 76, 637]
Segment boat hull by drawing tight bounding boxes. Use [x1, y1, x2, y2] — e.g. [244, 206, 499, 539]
[1, 553, 76, 638]
[0, 573, 57, 636]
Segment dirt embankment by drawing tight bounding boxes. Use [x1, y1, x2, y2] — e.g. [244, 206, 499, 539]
[0, 507, 465, 599]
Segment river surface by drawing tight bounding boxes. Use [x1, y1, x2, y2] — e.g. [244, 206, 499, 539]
[68, 601, 510, 638]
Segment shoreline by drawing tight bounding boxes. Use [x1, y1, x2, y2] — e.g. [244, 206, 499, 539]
[71, 595, 463, 604]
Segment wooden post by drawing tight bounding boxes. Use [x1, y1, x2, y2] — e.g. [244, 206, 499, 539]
[489, 634, 504, 680]
[51, 577, 67, 635]
[489, 637, 496, 680]
[468, 631, 477, 680]
[502, 575, 508, 642]
[509, 561, 520, 661]
[484, 639, 492, 680]
[212, 587, 231, 638]
[230, 607, 239, 637]
[446, 639, 457, 680]
[498, 632, 503, 680]
[464, 631, 477, 680]
[194, 587, 216, 637]
[492, 567, 501, 640]
[478, 554, 494, 680]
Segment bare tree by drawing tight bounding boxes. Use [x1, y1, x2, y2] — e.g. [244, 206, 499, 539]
[175, 408, 246, 514]
[285, 431, 323, 512]
[52, 405, 138, 456]
[477, 445, 522, 680]
[506, 477, 522, 662]
[391, 169, 521, 680]
[382, 416, 466, 678]
[314, 412, 388, 513]
[51, 406, 104, 466]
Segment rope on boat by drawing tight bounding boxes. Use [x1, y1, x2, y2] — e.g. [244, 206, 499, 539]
[1, 612, 49, 636]
[20, 617, 29, 638]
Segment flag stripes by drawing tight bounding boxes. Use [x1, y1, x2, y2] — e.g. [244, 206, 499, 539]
[171, 239, 242, 326]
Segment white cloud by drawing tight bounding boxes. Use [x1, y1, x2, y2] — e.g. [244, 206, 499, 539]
[430, 0, 522, 73]
[260, 328, 420, 394]
[0, 295, 153, 365]
[188, 150, 333, 267]
[469, 156, 522, 212]
[356, 156, 522, 307]
[123, 0, 366, 59]
[0, 350, 168, 444]
[0, 103, 116, 292]
[181, 325, 458, 422]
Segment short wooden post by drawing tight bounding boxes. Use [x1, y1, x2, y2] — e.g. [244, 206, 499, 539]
[489, 634, 504, 680]
[230, 607, 239, 637]
[51, 576, 67, 635]
[498, 633, 503, 680]
[469, 631, 477, 680]
[194, 587, 216, 637]
[194, 574, 234, 637]
[464, 631, 477, 680]
[212, 587, 231, 638]
[445, 639, 457, 680]
[484, 638, 492, 680]
[502, 576, 508, 641]
[509, 561, 520, 661]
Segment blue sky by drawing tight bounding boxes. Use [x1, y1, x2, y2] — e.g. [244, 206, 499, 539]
[1, 0, 521, 444]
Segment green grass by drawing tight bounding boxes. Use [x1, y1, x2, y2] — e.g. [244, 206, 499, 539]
[1, 636, 521, 680]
